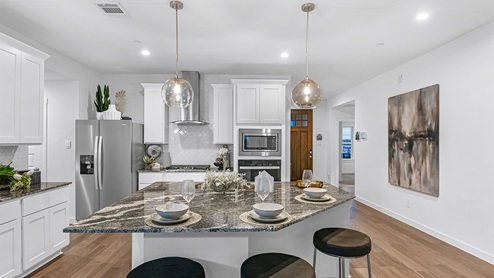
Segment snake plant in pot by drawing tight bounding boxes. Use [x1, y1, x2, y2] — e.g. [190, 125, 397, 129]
[94, 85, 111, 119]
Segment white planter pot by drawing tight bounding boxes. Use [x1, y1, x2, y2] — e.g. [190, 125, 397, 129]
[96, 112, 104, 120]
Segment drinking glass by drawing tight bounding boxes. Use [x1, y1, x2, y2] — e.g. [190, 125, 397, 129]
[181, 179, 196, 205]
[302, 169, 313, 188]
[255, 178, 270, 202]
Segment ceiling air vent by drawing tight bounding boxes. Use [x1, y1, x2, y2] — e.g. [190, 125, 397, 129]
[95, 3, 130, 17]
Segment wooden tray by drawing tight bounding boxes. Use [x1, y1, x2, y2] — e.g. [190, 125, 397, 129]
[295, 180, 323, 188]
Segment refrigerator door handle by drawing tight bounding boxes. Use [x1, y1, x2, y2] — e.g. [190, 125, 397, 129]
[98, 135, 103, 190]
[93, 136, 99, 190]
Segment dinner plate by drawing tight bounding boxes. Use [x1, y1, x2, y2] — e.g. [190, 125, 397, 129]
[301, 194, 333, 202]
[249, 210, 289, 223]
[150, 212, 191, 225]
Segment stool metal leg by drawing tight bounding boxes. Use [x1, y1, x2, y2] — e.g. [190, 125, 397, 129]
[367, 254, 372, 278]
[313, 247, 317, 268]
[338, 257, 345, 278]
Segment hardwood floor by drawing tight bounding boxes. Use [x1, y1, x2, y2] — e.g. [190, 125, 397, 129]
[28, 201, 493, 278]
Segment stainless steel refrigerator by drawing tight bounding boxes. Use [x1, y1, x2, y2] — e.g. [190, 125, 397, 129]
[75, 120, 143, 220]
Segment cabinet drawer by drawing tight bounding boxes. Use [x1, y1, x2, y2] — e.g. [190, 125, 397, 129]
[0, 199, 21, 225]
[49, 187, 69, 206]
[22, 193, 50, 217]
[139, 173, 164, 184]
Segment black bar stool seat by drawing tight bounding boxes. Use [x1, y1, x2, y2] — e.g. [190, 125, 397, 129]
[127, 257, 205, 278]
[313, 228, 372, 278]
[241, 253, 316, 278]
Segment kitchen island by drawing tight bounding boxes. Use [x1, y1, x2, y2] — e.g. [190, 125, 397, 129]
[65, 182, 354, 277]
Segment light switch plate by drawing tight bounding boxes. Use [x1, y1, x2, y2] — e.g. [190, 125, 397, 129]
[65, 140, 72, 149]
[360, 132, 367, 140]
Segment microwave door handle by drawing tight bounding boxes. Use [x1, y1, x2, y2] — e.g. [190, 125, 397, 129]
[93, 136, 99, 190]
[239, 166, 281, 170]
[98, 136, 103, 189]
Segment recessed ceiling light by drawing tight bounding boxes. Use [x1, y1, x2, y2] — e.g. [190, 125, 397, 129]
[280, 52, 289, 58]
[376, 43, 385, 47]
[141, 49, 150, 56]
[416, 13, 430, 21]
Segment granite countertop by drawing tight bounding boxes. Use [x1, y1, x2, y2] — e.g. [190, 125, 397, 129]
[138, 170, 210, 173]
[64, 182, 354, 233]
[0, 182, 71, 203]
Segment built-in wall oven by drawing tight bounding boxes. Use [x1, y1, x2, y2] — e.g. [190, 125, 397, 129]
[238, 160, 281, 181]
[239, 129, 281, 157]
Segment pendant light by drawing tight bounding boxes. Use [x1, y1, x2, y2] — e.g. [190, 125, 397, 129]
[161, 1, 193, 108]
[291, 3, 322, 109]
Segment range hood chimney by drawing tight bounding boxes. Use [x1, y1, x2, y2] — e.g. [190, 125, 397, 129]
[171, 71, 208, 125]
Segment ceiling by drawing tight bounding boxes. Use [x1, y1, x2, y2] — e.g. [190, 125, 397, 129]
[1, 0, 493, 97]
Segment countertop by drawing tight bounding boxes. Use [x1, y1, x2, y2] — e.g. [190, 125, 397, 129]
[64, 182, 354, 233]
[0, 182, 71, 203]
[138, 170, 209, 173]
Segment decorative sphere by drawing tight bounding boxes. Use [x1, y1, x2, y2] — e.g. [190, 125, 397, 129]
[161, 77, 194, 108]
[291, 78, 323, 108]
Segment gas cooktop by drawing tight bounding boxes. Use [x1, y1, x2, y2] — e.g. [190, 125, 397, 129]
[165, 165, 210, 172]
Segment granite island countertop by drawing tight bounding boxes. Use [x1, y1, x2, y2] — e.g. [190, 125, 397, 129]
[0, 182, 71, 202]
[65, 182, 354, 233]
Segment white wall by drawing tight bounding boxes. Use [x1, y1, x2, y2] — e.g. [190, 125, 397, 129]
[312, 100, 329, 182]
[327, 22, 494, 263]
[44, 81, 79, 221]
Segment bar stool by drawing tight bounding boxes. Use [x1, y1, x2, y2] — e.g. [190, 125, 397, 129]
[313, 228, 372, 278]
[241, 253, 316, 278]
[126, 257, 205, 278]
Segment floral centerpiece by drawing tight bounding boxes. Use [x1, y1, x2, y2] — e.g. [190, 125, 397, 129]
[0, 163, 34, 192]
[204, 170, 247, 194]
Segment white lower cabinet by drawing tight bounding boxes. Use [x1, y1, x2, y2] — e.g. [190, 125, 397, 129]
[0, 200, 21, 278]
[0, 186, 69, 277]
[139, 172, 207, 190]
[22, 209, 50, 271]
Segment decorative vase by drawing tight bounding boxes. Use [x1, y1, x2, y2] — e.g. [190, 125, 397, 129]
[102, 104, 122, 120]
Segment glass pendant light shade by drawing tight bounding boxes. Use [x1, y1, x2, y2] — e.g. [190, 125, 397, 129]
[162, 1, 193, 108]
[291, 3, 323, 109]
[292, 77, 322, 108]
[161, 77, 194, 108]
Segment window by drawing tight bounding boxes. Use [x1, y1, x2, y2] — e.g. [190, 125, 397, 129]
[341, 126, 353, 159]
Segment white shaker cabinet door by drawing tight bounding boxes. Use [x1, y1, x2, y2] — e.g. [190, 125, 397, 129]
[0, 219, 22, 278]
[143, 83, 168, 144]
[22, 209, 50, 271]
[49, 202, 69, 253]
[0, 42, 21, 144]
[19, 52, 44, 144]
[259, 84, 284, 124]
[236, 84, 259, 124]
[212, 84, 233, 144]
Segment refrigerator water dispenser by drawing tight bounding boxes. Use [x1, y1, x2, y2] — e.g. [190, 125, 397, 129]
[80, 155, 94, 174]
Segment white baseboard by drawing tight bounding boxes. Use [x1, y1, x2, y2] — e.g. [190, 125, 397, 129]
[355, 196, 494, 265]
[69, 216, 76, 224]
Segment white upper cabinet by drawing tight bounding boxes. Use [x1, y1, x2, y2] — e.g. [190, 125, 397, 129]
[212, 84, 233, 144]
[0, 33, 49, 145]
[0, 41, 21, 144]
[142, 83, 168, 144]
[20, 53, 44, 144]
[232, 79, 288, 125]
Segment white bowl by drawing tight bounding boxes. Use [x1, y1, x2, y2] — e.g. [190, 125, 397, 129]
[155, 203, 189, 220]
[303, 188, 327, 199]
[253, 203, 284, 218]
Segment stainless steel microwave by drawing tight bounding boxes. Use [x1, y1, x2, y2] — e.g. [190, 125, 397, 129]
[239, 129, 281, 157]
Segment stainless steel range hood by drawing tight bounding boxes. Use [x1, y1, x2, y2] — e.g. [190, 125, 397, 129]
[170, 71, 208, 125]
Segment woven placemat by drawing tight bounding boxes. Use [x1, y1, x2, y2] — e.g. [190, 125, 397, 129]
[145, 211, 202, 228]
[239, 210, 293, 226]
[294, 194, 337, 205]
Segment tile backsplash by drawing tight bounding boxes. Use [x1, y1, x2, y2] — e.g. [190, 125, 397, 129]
[0, 146, 29, 170]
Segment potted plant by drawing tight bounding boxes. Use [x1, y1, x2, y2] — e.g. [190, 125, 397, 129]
[94, 85, 111, 119]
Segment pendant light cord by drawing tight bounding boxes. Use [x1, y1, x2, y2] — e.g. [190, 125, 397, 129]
[305, 9, 310, 79]
[175, 5, 179, 78]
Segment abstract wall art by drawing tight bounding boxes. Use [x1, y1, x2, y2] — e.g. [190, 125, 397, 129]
[388, 84, 439, 196]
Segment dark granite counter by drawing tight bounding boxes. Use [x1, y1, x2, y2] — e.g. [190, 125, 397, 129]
[0, 182, 71, 202]
[65, 182, 354, 233]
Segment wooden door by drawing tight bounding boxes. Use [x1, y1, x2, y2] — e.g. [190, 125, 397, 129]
[290, 109, 313, 180]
